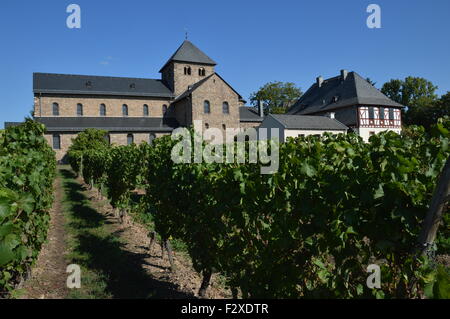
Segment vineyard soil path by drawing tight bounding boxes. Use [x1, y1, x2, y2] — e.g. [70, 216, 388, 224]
[20, 167, 230, 299]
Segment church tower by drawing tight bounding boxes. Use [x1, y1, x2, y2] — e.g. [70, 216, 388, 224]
[159, 40, 217, 96]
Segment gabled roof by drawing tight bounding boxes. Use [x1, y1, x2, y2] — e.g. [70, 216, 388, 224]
[269, 114, 348, 130]
[33, 73, 174, 98]
[35, 117, 179, 132]
[173, 73, 245, 103]
[159, 40, 217, 72]
[288, 71, 404, 115]
[240, 107, 263, 122]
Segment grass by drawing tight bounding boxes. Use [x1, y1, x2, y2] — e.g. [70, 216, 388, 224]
[59, 166, 191, 299]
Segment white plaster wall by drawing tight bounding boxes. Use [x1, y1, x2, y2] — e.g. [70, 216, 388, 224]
[357, 127, 402, 142]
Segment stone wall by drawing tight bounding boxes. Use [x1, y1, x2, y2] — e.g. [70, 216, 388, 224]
[190, 74, 240, 135]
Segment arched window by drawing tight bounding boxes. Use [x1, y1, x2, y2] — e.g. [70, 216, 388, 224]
[204, 100, 210, 114]
[222, 124, 226, 130]
[143, 104, 149, 116]
[222, 102, 229, 114]
[53, 134, 61, 150]
[100, 104, 106, 116]
[122, 104, 129, 116]
[52, 103, 59, 116]
[127, 134, 134, 145]
[149, 133, 156, 145]
[162, 105, 168, 115]
[184, 66, 191, 75]
[205, 123, 210, 129]
[77, 103, 83, 116]
[199, 68, 206, 76]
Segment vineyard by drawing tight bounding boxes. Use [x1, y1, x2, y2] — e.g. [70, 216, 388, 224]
[0, 120, 56, 293]
[0, 119, 448, 298]
[66, 119, 449, 299]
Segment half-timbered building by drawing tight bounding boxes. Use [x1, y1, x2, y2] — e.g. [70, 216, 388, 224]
[287, 70, 404, 141]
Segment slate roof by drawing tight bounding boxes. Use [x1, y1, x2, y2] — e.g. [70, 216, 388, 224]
[33, 73, 174, 98]
[288, 71, 404, 115]
[34, 117, 179, 132]
[269, 114, 348, 130]
[239, 107, 263, 122]
[160, 40, 217, 72]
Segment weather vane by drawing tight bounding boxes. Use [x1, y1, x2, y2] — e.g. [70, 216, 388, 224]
[184, 28, 188, 40]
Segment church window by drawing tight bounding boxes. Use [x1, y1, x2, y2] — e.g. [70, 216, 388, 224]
[199, 68, 206, 76]
[143, 104, 149, 116]
[162, 104, 168, 115]
[53, 103, 59, 116]
[204, 100, 211, 114]
[77, 103, 83, 116]
[122, 104, 129, 116]
[184, 66, 191, 75]
[222, 102, 229, 114]
[53, 134, 61, 150]
[100, 104, 106, 116]
[127, 134, 134, 145]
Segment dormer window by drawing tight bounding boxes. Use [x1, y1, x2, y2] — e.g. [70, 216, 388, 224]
[199, 68, 206, 76]
[85, 81, 92, 88]
[332, 96, 339, 103]
[130, 83, 136, 89]
[184, 66, 191, 75]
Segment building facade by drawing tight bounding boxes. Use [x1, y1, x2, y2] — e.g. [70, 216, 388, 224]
[30, 40, 263, 161]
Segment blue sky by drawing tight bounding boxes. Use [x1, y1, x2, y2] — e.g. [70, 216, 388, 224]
[1, 0, 450, 127]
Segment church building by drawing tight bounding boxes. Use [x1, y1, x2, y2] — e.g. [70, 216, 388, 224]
[30, 40, 263, 161]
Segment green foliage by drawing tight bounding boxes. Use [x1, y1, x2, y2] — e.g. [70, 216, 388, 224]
[0, 119, 56, 293]
[381, 77, 448, 128]
[249, 81, 302, 114]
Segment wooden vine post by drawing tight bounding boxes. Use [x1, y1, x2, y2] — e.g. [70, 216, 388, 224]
[418, 156, 450, 256]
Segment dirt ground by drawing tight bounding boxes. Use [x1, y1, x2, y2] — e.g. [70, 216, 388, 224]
[19, 177, 69, 299]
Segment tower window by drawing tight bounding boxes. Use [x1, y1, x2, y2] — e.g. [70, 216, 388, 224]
[127, 134, 134, 145]
[100, 104, 106, 116]
[222, 102, 229, 114]
[162, 105, 168, 115]
[204, 100, 211, 114]
[77, 103, 83, 116]
[184, 66, 191, 75]
[52, 103, 59, 116]
[53, 134, 61, 150]
[122, 104, 129, 116]
[143, 104, 149, 116]
[199, 68, 206, 76]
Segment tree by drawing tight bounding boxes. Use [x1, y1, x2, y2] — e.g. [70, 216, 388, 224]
[250, 81, 302, 114]
[68, 128, 109, 153]
[381, 77, 439, 126]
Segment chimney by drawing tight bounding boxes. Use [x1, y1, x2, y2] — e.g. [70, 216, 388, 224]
[317, 76, 324, 88]
[327, 112, 336, 119]
[258, 100, 264, 117]
[340, 69, 348, 81]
